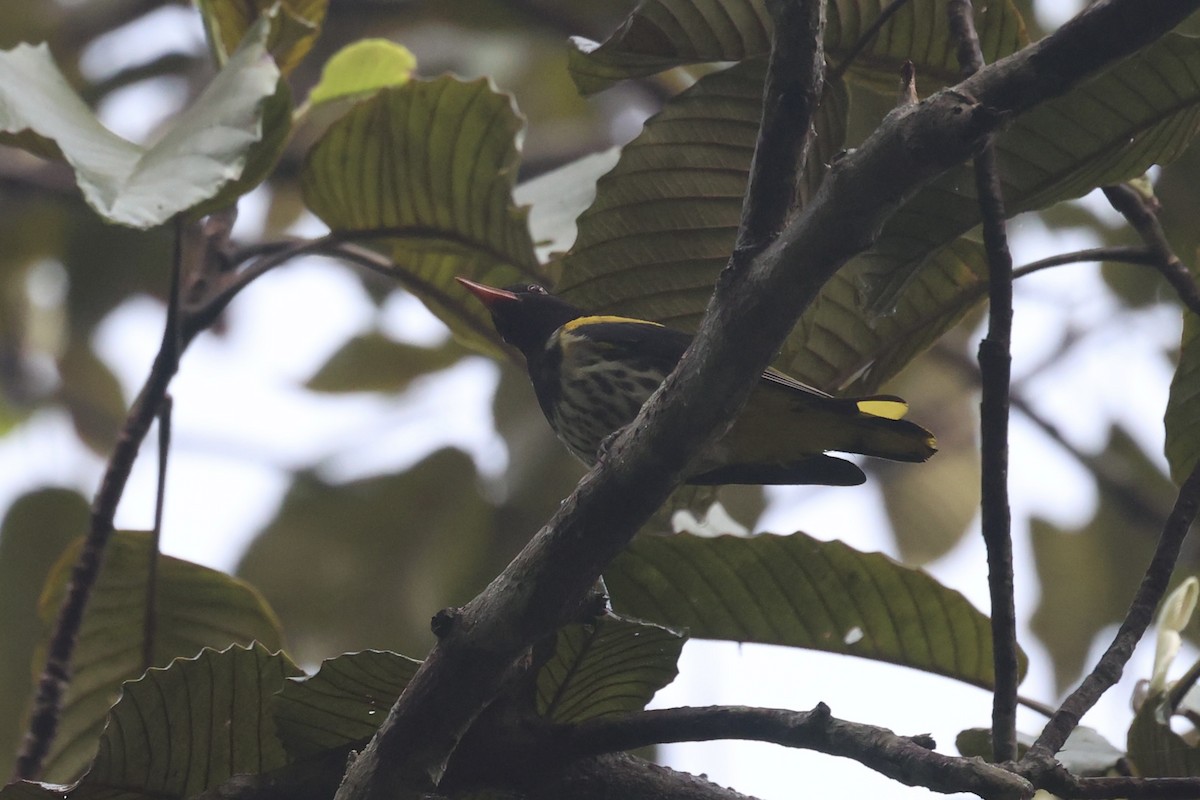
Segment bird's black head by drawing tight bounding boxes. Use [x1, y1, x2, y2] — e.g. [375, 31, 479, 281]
[457, 277, 585, 357]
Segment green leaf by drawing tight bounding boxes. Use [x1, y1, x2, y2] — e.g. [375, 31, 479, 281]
[304, 333, 465, 394]
[567, 0, 1027, 95]
[560, 61, 848, 314]
[1166, 312, 1200, 485]
[1128, 690, 1200, 776]
[0, 16, 280, 228]
[866, 32, 1200, 313]
[308, 39, 416, 106]
[88, 644, 299, 796]
[605, 531, 1025, 690]
[561, 32, 1200, 394]
[559, 56, 981, 392]
[301, 77, 541, 354]
[537, 615, 684, 724]
[35, 532, 284, 783]
[274, 650, 421, 758]
[198, 0, 328, 75]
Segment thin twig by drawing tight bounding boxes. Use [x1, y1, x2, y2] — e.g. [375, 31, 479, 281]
[13, 216, 189, 781]
[828, 0, 915, 81]
[1013, 245, 1160, 280]
[1041, 768, 1200, 798]
[1025, 462, 1200, 764]
[143, 395, 173, 673]
[948, 0, 1019, 765]
[1102, 184, 1200, 316]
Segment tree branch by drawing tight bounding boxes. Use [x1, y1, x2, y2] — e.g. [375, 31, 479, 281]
[1012, 245, 1160, 279]
[334, 2, 1200, 798]
[729, 0, 825, 269]
[548, 705, 1030, 800]
[1101, 183, 1200, 316]
[1024, 461, 1200, 765]
[948, 0, 1019, 764]
[12, 216, 188, 781]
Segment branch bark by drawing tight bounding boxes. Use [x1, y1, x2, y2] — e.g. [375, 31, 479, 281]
[948, 0, 1019, 764]
[335, 2, 1200, 798]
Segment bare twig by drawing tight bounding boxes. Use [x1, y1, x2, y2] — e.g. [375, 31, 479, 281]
[1040, 767, 1200, 799]
[948, 0, 1019, 764]
[1013, 246, 1160, 280]
[13, 216, 189, 781]
[1102, 184, 1200, 316]
[1025, 462, 1200, 764]
[143, 394, 173, 673]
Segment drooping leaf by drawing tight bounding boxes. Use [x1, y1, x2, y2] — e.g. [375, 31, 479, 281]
[1166, 312, 1200, 485]
[274, 650, 421, 758]
[198, 0, 327, 75]
[0, 16, 281, 228]
[88, 644, 299, 796]
[567, 0, 1027, 95]
[34, 532, 284, 783]
[537, 615, 684, 724]
[304, 333, 466, 394]
[605, 531, 1023, 690]
[307, 39, 416, 106]
[301, 77, 541, 354]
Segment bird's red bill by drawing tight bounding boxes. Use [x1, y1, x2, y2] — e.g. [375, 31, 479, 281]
[456, 277, 518, 307]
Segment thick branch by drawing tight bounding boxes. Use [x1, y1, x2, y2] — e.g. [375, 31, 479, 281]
[334, 3, 1200, 798]
[550, 705, 1029, 800]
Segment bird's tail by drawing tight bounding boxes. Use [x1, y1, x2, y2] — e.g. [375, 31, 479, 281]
[838, 395, 938, 463]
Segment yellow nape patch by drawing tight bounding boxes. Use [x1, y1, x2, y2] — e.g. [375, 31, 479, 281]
[856, 398, 908, 420]
[562, 315, 664, 333]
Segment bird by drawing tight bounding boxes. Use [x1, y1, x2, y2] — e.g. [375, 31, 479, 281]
[457, 277, 936, 486]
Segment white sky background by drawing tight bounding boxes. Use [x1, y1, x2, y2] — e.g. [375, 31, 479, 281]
[1, 1, 1194, 797]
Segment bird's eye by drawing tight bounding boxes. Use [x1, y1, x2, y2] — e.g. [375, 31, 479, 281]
[528, 284, 547, 295]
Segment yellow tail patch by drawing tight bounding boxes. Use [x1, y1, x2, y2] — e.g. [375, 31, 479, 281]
[856, 398, 909, 420]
